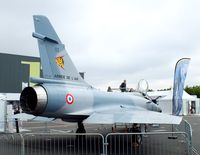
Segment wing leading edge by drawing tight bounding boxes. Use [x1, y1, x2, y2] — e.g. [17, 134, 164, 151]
[84, 110, 182, 125]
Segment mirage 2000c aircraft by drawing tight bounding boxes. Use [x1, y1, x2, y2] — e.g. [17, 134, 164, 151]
[20, 15, 187, 133]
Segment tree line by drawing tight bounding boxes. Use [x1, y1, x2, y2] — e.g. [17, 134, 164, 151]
[185, 85, 200, 98]
[154, 85, 200, 98]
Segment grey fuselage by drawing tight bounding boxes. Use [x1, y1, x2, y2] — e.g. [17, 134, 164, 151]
[20, 82, 161, 122]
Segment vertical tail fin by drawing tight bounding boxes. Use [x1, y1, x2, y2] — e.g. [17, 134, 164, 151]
[172, 58, 190, 115]
[32, 15, 87, 85]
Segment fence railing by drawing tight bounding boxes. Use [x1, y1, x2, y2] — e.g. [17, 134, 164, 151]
[0, 119, 197, 155]
[0, 131, 193, 155]
[174, 119, 193, 155]
[105, 132, 189, 155]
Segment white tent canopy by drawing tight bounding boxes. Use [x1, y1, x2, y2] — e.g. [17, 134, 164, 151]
[159, 90, 198, 100]
[148, 90, 200, 115]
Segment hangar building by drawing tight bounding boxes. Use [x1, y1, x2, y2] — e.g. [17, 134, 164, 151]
[0, 53, 41, 93]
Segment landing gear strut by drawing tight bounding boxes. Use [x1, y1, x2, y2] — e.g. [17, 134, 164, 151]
[75, 122, 86, 146]
[76, 122, 86, 133]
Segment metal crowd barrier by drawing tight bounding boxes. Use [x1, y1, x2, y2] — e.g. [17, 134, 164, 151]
[21, 133, 104, 155]
[0, 119, 197, 155]
[174, 119, 194, 155]
[0, 131, 194, 155]
[0, 133, 22, 155]
[105, 132, 190, 155]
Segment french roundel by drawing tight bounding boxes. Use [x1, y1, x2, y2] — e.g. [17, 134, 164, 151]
[66, 94, 74, 104]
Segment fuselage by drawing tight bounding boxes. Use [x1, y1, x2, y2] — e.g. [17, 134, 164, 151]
[20, 83, 161, 122]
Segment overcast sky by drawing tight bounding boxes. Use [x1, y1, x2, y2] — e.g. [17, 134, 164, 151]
[0, 0, 200, 90]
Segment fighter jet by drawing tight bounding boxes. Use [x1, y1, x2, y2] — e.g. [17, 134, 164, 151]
[20, 15, 184, 133]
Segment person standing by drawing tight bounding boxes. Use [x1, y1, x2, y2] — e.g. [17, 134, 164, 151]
[107, 86, 112, 92]
[119, 80, 126, 92]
